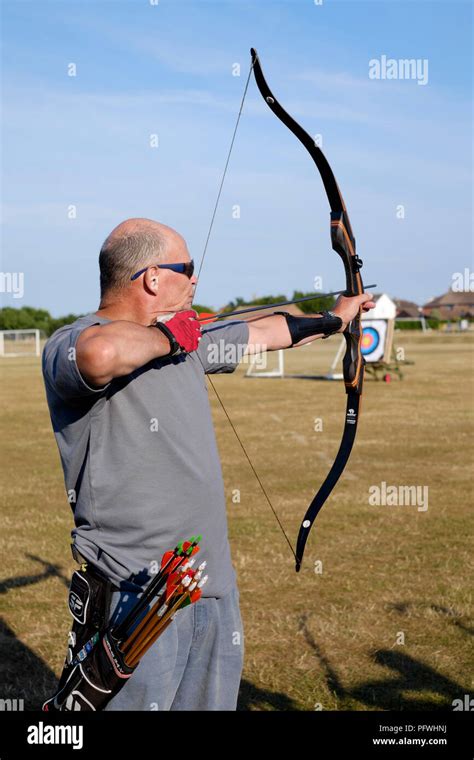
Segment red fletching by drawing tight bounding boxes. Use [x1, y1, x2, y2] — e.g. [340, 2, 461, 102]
[160, 550, 174, 569]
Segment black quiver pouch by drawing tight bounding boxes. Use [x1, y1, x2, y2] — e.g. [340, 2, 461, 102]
[43, 560, 136, 711]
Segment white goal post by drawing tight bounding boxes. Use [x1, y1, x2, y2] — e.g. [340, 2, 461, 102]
[245, 348, 285, 378]
[0, 329, 41, 357]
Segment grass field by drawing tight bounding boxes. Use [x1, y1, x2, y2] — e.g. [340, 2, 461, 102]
[0, 331, 472, 711]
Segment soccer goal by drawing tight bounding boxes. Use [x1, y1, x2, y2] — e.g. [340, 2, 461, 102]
[0, 329, 41, 357]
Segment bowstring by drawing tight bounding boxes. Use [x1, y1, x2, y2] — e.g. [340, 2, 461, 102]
[195, 63, 253, 287]
[194, 58, 296, 562]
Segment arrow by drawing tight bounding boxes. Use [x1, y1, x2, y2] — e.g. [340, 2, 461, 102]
[198, 285, 377, 322]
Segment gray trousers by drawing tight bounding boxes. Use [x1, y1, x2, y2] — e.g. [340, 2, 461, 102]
[104, 585, 244, 711]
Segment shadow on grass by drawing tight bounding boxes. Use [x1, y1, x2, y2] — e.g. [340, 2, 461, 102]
[0, 618, 58, 709]
[348, 650, 462, 710]
[238, 678, 300, 710]
[298, 613, 465, 711]
[0, 554, 70, 595]
[0, 554, 71, 709]
[389, 600, 474, 637]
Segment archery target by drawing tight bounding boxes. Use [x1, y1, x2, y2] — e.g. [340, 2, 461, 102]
[361, 320, 387, 362]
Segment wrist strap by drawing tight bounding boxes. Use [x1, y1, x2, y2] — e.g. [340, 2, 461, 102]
[151, 322, 182, 357]
[319, 310, 344, 340]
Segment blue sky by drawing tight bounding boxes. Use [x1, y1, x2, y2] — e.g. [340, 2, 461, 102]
[1, 0, 472, 315]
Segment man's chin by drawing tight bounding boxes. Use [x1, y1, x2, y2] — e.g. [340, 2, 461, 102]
[172, 298, 194, 311]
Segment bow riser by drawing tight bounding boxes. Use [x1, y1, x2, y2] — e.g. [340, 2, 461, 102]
[342, 327, 364, 394]
[330, 211, 365, 395]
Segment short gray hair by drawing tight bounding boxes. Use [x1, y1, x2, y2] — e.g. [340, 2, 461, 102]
[99, 228, 168, 297]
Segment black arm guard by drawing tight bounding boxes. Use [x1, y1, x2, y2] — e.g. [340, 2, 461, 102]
[276, 310, 343, 346]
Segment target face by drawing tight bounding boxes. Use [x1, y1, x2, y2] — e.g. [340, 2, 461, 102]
[361, 326, 380, 355]
[361, 320, 387, 362]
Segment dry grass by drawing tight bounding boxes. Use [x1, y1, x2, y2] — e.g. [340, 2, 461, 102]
[0, 332, 472, 710]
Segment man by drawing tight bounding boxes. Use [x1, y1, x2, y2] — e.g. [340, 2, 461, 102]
[42, 217, 374, 710]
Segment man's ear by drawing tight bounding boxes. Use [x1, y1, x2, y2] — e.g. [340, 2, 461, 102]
[143, 268, 159, 293]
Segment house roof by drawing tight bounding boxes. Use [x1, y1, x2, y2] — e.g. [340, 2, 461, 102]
[423, 290, 474, 318]
[393, 298, 422, 318]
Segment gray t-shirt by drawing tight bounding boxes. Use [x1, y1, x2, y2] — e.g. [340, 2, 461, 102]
[42, 314, 249, 597]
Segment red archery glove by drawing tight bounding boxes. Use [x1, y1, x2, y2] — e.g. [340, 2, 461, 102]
[159, 310, 202, 354]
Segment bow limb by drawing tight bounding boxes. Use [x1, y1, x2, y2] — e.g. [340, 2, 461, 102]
[250, 48, 365, 572]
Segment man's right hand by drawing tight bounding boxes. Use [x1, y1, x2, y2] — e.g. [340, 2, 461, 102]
[161, 310, 202, 353]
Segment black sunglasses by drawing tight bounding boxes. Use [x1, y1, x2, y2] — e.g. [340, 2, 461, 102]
[130, 259, 195, 281]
